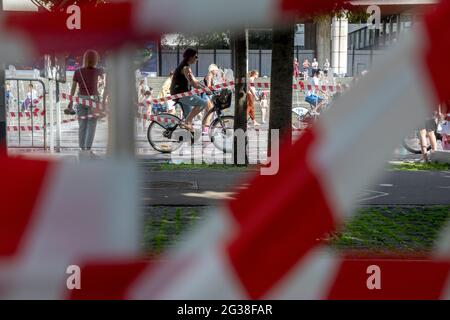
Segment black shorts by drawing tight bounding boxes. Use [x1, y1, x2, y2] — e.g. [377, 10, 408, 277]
[419, 118, 437, 132]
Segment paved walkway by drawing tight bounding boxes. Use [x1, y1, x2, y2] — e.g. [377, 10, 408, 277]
[137, 166, 450, 206]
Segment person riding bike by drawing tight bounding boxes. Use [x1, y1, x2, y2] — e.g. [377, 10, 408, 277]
[170, 48, 213, 133]
[305, 70, 327, 115]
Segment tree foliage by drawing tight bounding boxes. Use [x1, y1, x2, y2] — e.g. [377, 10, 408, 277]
[162, 30, 275, 50]
[38, 0, 107, 10]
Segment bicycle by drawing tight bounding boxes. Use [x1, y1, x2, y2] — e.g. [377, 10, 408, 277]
[402, 121, 443, 154]
[147, 89, 234, 153]
[291, 91, 330, 130]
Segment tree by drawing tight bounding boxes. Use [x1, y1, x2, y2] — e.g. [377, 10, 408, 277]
[161, 30, 274, 50]
[268, 1, 359, 148]
[268, 26, 295, 149]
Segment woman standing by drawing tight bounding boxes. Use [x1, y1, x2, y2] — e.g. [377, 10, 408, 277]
[67, 49, 105, 157]
[293, 58, 300, 80]
[247, 70, 260, 127]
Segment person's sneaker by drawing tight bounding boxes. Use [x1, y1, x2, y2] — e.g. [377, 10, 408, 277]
[414, 157, 429, 164]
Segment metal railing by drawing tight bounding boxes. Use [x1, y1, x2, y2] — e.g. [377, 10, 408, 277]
[6, 78, 47, 149]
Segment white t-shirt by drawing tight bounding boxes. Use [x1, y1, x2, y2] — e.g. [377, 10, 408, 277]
[26, 89, 38, 100]
[312, 61, 319, 69]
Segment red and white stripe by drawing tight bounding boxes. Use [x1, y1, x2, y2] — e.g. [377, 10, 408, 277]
[7, 125, 44, 132]
[3, 1, 352, 54]
[1, 0, 449, 299]
[68, 2, 449, 300]
[0, 156, 140, 299]
[141, 80, 345, 108]
[249, 81, 348, 92]
[61, 93, 105, 111]
[144, 81, 235, 105]
[9, 107, 45, 119]
[137, 113, 178, 124]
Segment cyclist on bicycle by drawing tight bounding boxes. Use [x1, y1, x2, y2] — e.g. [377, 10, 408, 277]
[305, 70, 327, 115]
[170, 48, 213, 133]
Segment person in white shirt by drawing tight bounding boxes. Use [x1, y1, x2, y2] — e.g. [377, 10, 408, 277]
[323, 59, 330, 76]
[311, 58, 319, 75]
[306, 70, 326, 115]
[21, 83, 39, 111]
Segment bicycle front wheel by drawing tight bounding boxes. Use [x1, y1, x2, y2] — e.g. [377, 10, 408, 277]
[209, 115, 235, 153]
[147, 113, 189, 153]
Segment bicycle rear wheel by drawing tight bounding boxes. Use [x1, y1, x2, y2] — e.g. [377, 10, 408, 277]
[402, 130, 431, 154]
[209, 115, 234, 153]
[147, 113, 190, 153]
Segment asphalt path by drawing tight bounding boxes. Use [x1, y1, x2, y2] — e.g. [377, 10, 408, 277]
[139, 168, 450, 206]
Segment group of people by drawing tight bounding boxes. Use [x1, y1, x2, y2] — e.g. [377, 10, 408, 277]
[137, 51, 225, 134]
[294, 58, 330, 80]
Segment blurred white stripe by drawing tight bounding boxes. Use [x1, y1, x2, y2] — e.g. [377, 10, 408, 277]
[265, 247, 339, 299]
[0, 160, 140, 299]
[128, 210, 242, 299]
[312, 29, 432, 219]
[134, 0, 277, 32]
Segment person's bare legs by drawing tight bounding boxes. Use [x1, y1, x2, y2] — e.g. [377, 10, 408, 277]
[184, 106, 202, 131]
[419, 129, 429, 161]
[428, 130, 437, 152]
[311, 100, 325, 114]
[201, 100, 214, 129]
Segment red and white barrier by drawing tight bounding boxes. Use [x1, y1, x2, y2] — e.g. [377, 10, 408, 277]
[0, 157, 140, 299]
[8, 96, 45, 118]
[3, 1, 351, 55]
[7, 125, 44, 132]
[1, 0, 450, 300]
[141, 79, 345, 108]
[61, 93, 106, 111]
[8, 108, 44, 118]
[71, 3, 450, 299]
[249, 81, 348, 93]
[144, 81, 235, 106]
[137, 113, 179, 124]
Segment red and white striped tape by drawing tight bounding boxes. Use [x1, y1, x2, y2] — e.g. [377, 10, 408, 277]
[7, 125, 44, 132]
[8, 108, 43, 118]
[8, 96, 45, 118]
[61, 93, 106, 111]
[66, 4, 450, 299]
[137, 113, 178, 124]
[247, 80, 348, 93]
[2, 1, 355, 55]
[142, 80, 345, 107]
[1, 0, 450, 300]
[145, 81, 235, 105]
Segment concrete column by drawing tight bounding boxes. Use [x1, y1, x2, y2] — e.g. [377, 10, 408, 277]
[107, 46, 136, 158]
[331, 16, 348, 77]
[389, 16, 394, 44]
[316, 17, 332, 71]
